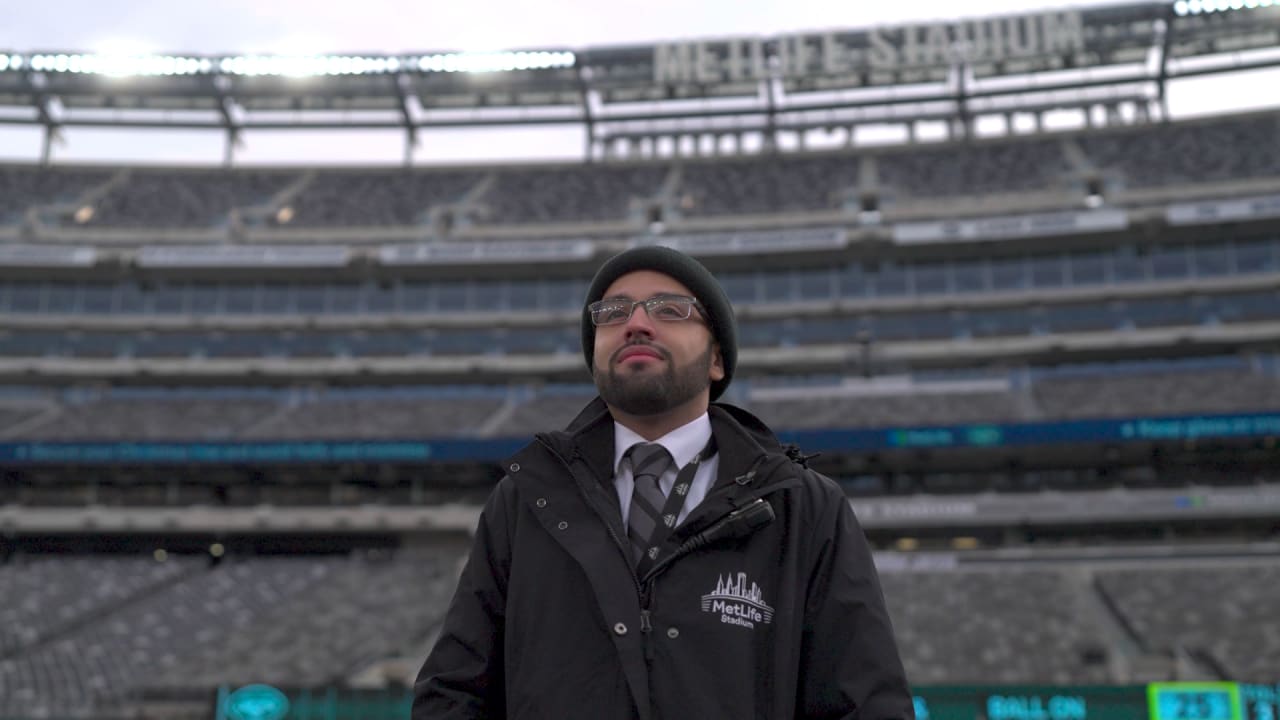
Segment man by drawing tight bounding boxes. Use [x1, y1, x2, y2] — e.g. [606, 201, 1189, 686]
[414, 246, 913, 720]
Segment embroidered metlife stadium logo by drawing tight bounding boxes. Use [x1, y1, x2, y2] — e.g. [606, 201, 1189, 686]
[700, 572, 774, 629]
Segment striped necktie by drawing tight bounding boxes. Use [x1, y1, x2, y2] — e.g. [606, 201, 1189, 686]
[625, 442, 675, 565]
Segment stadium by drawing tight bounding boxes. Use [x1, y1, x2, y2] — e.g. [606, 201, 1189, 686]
[1, 0, 1280, 718]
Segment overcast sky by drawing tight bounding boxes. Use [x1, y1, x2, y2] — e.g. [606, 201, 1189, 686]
[2, 0, 1142, 55]
[1, 0, 1276, 165]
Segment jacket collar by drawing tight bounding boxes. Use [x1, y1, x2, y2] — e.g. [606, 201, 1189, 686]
[531, 395, 790, 494]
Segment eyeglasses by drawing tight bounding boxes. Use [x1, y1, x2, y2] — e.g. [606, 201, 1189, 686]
[588, 295, 703, 326]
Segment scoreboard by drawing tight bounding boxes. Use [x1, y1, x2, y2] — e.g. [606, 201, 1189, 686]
[912, 683, 1280, 720]
[212, 682, 1280, 720]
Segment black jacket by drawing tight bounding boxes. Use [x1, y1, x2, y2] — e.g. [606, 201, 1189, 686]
[414, 398, 913, 720]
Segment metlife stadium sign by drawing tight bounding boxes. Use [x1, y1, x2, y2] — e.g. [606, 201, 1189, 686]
[651, 11, 1092, 83]
[585, 2, 1172, 94]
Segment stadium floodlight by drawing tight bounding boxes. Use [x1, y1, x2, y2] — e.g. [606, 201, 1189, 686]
[25, 52, 210, 77]
[414, 50, 575, 74]
[227, 53, 404, 77]
[11, 50, 572, 77]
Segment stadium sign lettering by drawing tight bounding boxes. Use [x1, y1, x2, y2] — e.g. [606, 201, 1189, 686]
[1166, 194, 1280, 226]
[870, 501, 979, 519]
[987, 694, 1088, 720]
[1123, 416, 1280, 441]
[653, 11, 1084, 83]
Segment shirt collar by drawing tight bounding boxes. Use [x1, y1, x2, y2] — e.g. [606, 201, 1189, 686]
[613, 412, 712, 474]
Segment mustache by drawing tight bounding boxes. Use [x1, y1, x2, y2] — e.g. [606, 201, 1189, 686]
[610, 340, 671, 365]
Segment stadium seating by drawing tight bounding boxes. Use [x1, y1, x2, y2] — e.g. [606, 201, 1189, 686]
[280, 169, 484, 227]
[2, 238, 1275, 319]
[1095, 562, 1280, 682]
[676, 154, 861, 216]
[0, 167, 114, 225]
[880, 566, 1113, 685]
[2, 388, 513, 441]
[0, 550, 460, 719]
[2, 111, 1276, 230]
[748, 386, 1028, 429]
[1, 284, 1278, 362]
[1077, 113, 1280, 189]
[1031, 367, 1280, 420]
[248, 388, 508, 439]
[4, 358, 1277, 441]
[17, 550, 1278, 716]
[881, 557, 1280, 686]
[3, 110, 1280, 719]
[10, 392, 285, 441]
[478, 164, 668, 224]
[876, 138, 1074, 199]
[487, 386, 598, 436]
[0, 402, 47, 434]
[76, 170, 297, 229]
[0, 555, 200, 659]
[138, 550, 456, 690]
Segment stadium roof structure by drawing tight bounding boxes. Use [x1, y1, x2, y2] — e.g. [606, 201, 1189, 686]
[2, 1, 1278, 163]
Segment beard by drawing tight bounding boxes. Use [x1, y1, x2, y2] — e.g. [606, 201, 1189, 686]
[595, 342, 714, 416]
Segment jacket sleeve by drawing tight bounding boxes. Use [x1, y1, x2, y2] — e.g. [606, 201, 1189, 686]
[412, 478, 515, 720]
[797, 474, 915, 720]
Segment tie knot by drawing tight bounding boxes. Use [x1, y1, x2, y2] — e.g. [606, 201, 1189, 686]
[627, 442, 673, 481]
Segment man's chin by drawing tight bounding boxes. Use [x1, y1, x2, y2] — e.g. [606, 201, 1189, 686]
[609, 397, 673, 417]
[597, 376, 668, 414]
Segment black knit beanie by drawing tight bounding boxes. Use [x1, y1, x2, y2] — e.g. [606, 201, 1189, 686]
[582, 245, 737, 401]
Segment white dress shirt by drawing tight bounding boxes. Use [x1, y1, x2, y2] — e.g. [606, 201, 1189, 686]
[613, 412, 719, 527]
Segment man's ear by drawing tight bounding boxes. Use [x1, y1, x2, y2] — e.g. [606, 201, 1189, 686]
[709, 343, 725, 382]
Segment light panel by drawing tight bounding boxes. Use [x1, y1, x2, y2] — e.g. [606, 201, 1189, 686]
[4, 50, 574, 77]
[1174, 0, 1271, 13]
[414, 50, 576, 73]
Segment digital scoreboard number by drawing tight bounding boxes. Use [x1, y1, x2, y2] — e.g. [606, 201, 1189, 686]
[1149, 683, 1243, 720]
[1240, 685, 1280, 720]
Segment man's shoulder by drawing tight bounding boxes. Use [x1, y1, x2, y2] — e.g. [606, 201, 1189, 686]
[779, 459, 846, 504]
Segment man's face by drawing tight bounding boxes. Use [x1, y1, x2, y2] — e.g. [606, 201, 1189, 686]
[592, 270, 725, 416]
